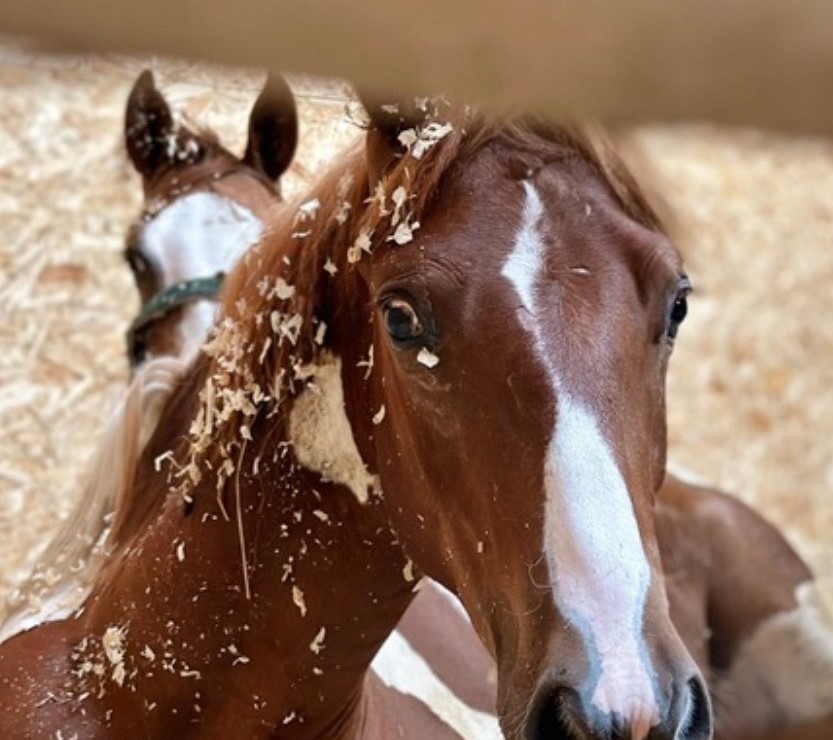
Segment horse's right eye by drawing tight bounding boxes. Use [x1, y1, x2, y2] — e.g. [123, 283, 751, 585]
[383, 298, 423, 343]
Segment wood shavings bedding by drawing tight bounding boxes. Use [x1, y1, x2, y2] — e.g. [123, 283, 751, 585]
[0, 38, 829, 647]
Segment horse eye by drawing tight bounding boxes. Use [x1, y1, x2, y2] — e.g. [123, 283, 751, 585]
[670, 295, 688, 325]
[383, 298, 423, 342]
[667, 280, 691, 340]
[126, 250, 148, 275]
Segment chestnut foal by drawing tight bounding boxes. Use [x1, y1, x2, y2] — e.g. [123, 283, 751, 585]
[121, 72, 498, 738]
[0, 96, 711, 739]
[113, 78, 833, 740]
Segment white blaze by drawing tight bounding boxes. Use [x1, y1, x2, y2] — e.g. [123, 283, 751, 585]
[140, 191, 263, 360]
[501, 182, 659, 728]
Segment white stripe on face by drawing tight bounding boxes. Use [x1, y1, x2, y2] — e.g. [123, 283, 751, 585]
[501, 182, 659, 731]
[142, 191, 263, 286]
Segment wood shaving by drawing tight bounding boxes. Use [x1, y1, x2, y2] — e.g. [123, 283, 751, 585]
[356, 344, 374, 380]
[398, 121, 454, 159]
[314, 321, 327, 346]
[309, 626, 326, 654]
[273, 278, 296, 301]
[416, 347, 440, 369]
[347, 229, 373, 264]
[388, 220, 420, 245]
[292, 585, 307, 617]
[295, 198, 321, 222]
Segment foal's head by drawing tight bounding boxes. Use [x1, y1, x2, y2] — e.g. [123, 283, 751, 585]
[123, 70, 296, 364]
[332, 103, 709, 740]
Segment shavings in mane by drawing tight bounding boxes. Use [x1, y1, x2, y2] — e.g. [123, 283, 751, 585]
[169, 103, 663, 504]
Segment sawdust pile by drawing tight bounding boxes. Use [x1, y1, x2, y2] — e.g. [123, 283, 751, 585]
[0, 36, 830, 608]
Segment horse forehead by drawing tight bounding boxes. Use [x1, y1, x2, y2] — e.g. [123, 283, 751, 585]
[139, 191, 263, 278]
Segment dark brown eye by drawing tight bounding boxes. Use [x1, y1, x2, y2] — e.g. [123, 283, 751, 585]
[667, 278, 691, 340]
[383, 298, 423, 343]
[126, 249, 150, 275]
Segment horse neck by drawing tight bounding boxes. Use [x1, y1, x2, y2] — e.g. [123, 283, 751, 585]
[80, 387, 416, 738]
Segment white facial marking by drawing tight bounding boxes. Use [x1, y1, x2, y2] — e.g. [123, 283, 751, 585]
[141, 191, 263, 360]
[176, 301, 221, 361]
[288, 354, 380, 503]
[501, 182, 659, 729]
[373, 629, 502, 739]
[547, 397, 657, 730]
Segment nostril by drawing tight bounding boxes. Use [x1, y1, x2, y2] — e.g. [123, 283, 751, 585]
[673, 676, 713, 740]
[525, 686, 586, 740]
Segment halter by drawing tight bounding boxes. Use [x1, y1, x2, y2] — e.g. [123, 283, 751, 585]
[125, 161, 277, 368]
[127, 274, 226, 367]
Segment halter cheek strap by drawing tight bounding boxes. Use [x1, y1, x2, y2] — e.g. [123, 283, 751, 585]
[127, 273, 225, 368]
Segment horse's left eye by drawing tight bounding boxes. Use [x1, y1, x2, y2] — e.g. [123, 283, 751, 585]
[667, 280, 691, 340]
[383, 298, 423, 343]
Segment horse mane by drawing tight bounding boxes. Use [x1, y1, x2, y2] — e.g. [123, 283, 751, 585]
[0, 358, 185, 642]
[153, 107, 664, 507]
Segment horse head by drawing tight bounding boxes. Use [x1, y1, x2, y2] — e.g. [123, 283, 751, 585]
[123, 69, 296, 364]
[324, 98, 711, 740]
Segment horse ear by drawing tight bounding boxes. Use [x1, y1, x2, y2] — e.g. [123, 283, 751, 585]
[242, 74, 298, 182]
[359, 93, 429, 183]
[124, 70, 175, 179]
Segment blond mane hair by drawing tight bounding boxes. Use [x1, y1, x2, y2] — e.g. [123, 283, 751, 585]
[0, 358, 185, 643]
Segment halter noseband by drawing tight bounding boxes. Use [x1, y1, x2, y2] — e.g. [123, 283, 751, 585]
[127, 273, 226, 368]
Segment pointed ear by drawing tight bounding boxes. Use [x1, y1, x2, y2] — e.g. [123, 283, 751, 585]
[358, 93, 430, 184]
[242, 73, 298, 182]
[124, 70, 175, 179]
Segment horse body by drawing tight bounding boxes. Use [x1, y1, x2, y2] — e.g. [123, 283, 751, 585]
[0, 425, 416, 738]
[656, 474, 833, 740]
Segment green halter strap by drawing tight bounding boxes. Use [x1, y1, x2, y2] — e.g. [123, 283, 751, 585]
[126, 273, 225, 367]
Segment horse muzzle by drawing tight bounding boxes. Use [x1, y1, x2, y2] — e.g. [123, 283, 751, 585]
[523, 671, 712, 740]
